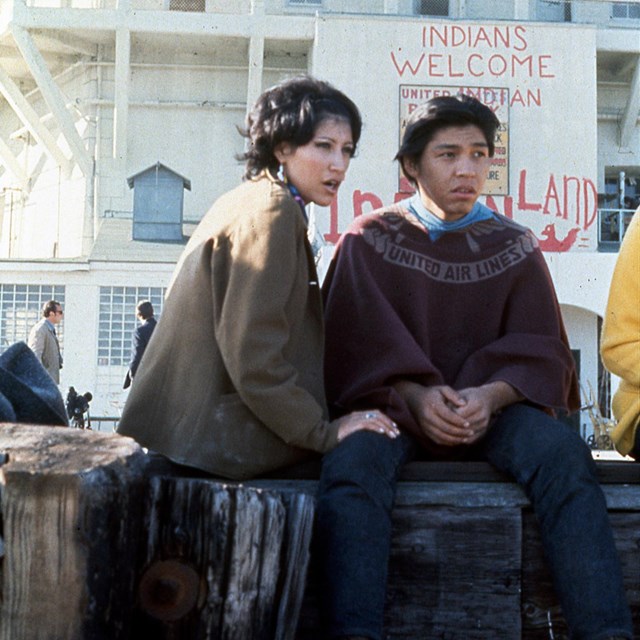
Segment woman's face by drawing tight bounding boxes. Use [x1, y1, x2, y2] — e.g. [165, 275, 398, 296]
[275, 117, 355, 206]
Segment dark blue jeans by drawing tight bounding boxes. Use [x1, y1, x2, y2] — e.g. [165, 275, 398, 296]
[314, 404, 633, 640]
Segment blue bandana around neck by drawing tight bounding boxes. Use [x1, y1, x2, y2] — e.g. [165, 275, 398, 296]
[405, 193, 495, 241]
[284, 182, 308, 223]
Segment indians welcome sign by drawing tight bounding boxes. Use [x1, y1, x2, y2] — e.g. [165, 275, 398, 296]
[312, 17, 597, 253]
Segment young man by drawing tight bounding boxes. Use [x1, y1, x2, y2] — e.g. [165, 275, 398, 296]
[317, 95, 633, 640]
[28, 299, 63, 384]
[123, 300, 157, 389]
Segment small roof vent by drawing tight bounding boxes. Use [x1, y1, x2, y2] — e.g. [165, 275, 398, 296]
[127, 162, 191, 242]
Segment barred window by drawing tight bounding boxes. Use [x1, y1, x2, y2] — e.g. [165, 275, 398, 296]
[169, 0, 205, 11]
[415, 0, 449, 16]
[0, 284, 65, 352]
[98, 286, 165, 367]
[612, 2, 640, 19]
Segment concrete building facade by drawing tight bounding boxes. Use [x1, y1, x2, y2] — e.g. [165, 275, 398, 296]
[0, 0, 638, 440]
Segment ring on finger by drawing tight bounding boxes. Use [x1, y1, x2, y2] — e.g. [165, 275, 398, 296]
[365, 412, 376, 419]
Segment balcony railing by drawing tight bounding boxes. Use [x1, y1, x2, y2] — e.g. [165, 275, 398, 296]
[598, 208, 636, 249]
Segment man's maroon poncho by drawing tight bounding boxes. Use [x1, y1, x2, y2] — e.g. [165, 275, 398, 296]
[322, 205, 580, 453]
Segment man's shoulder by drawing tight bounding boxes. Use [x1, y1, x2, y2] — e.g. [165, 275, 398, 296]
[469, 206, 539, 247]
[345, 202, 415, 235]
[140, 319, 156, 335]
[30, 318, 47, 333]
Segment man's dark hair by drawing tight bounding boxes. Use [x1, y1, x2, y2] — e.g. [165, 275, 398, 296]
[136, 300, 154, 320]
[395, 94, 500, 185]
[239, 75, 362, 179]
[42, 300, 61, 318]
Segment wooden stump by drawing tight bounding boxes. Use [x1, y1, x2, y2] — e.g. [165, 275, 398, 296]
[131, 477, 315, 640]
[0, 423, 148, 640]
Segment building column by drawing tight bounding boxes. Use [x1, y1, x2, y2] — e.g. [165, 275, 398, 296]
[620, 55, 640, 148]
[113, 26, 131, 167]
[513, 0, 530, 20]
[247, 1, 265, 116]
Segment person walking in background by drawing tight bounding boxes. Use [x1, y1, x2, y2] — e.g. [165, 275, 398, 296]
[117, 75, 397, 480]
[28, 300, 63, 385]
[601, 207, 640, 459]
[123, 300, 157, 389]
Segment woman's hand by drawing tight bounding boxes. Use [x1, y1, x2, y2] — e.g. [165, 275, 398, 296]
[332, 410, 400, 443]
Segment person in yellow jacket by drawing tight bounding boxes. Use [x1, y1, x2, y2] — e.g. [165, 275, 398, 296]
[601, 207, 640, 458]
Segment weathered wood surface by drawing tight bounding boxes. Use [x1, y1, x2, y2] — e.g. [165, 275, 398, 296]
[521, 510, 640, 639]
[0, 428, 637, 640]
[131, 476, 314, 640]
[248, 462, 640, 640]
[0, 425, 315, 640]
[0, 423, 148, 640]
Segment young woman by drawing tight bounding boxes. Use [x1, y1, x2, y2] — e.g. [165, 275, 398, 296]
[117, 76, 398, 479]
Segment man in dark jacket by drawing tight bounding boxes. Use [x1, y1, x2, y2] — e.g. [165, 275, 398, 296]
[123, 300, 156, 389]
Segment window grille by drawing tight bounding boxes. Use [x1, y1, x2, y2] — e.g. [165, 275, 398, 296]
[612, 2, 640, 19]
[0, 284, 65, 353]
[538, 0, 572, 21]
[98, 286, 165, 367]
[169, 0, 205, 12]
[415, 0, 449, 16]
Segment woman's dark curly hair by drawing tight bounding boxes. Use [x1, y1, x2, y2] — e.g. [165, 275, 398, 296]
[239, 75, 362, 179]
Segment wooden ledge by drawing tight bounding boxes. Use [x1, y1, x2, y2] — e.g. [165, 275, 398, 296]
[255, 457, 640, 485]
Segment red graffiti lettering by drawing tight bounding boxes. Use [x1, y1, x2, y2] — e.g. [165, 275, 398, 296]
[324, 198, 341, 244]
[518, 170, 541, 211]
[353, 190, 383, 217]
[519, 170, 598, 230]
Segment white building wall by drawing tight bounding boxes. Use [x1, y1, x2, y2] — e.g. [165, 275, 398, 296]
[561, 304, 601, 438]
[0, 67, 94, 258]
[0, 2, 637, 440]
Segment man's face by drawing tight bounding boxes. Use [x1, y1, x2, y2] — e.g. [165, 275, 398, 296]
[405, 124, 491, 222]
[48, 305, 63, 325]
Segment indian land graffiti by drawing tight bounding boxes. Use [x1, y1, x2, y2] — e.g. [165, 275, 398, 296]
[324, 169, 595, 253]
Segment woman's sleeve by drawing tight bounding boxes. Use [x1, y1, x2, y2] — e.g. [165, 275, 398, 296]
[213, 199, 338, 453]
[601, 210, 640, 387]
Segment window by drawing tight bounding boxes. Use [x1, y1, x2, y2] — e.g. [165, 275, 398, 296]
[415, 0, 449, 16]
[288, 0, 322, 5]
[537, 0, 572, 22]
[98, 286, 165, 367]
[612, 2, 640, 19]
[0, 285, 65, 353]
[169, 0, 205, 11]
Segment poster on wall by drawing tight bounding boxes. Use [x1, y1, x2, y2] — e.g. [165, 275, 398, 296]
[312, 17, 598, 252]
[398, 85, 509, 195]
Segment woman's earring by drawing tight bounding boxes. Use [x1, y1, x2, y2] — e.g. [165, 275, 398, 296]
[277, 164, 287, 184]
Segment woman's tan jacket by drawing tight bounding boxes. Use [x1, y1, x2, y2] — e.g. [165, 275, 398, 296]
[117, 174, 339, 479]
